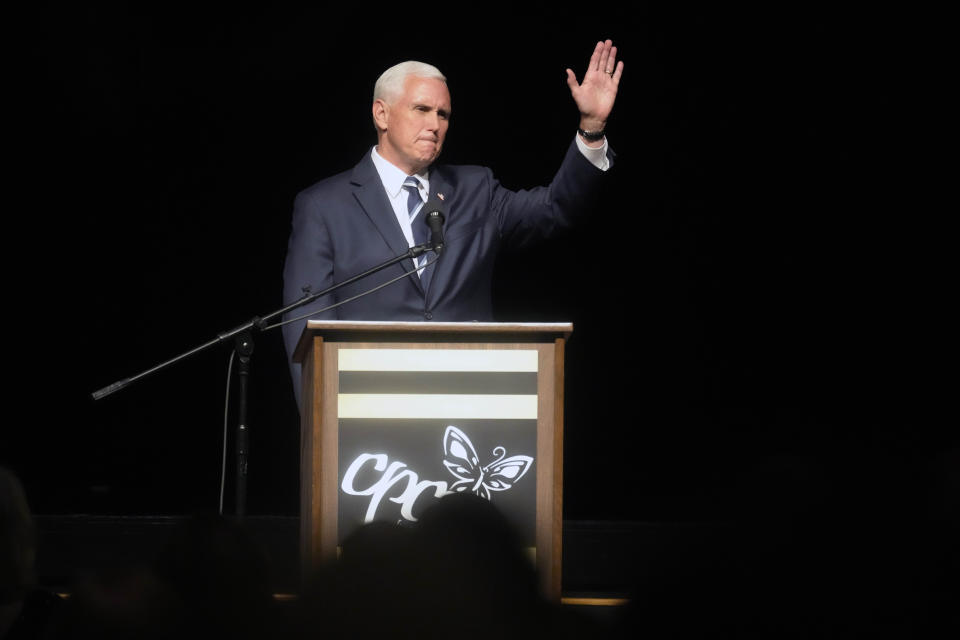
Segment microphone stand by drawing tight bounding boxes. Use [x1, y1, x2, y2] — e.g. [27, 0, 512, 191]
[91, 242, 433, 517]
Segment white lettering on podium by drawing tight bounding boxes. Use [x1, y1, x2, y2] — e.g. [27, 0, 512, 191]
[341, 453, 450, 523]
[340, 426, 534, 523]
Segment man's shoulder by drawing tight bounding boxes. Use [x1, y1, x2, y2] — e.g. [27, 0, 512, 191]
[296, 166, 357, 199]
[290, 168, 359, 222]
[431, 161, 493, 186]
[295, 150, 377, 199]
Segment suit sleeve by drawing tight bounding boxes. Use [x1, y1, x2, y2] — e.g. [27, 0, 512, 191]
[281, 189, 338, 403]
[494, 138, 614, 249]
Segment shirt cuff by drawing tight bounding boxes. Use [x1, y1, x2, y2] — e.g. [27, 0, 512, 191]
[574, 133, 612, 171]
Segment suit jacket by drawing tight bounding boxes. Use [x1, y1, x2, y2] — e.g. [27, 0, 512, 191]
[281, 138, 612, 400]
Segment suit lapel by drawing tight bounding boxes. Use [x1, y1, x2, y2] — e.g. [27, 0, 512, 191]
[350, 152, 423, 292]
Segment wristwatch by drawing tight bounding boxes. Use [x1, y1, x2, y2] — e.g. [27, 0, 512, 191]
[577, 127, 606, 141]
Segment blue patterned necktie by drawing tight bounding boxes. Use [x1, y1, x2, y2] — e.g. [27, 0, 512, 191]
[403, 176, 434, 293]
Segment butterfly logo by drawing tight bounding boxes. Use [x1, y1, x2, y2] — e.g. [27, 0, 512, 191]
[442, 425, 533, 500]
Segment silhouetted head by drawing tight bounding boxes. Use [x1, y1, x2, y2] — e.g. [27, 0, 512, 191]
[0, 466, 36, 604]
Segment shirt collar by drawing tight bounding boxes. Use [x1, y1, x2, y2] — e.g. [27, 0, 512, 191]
[371, 146, 430, 198]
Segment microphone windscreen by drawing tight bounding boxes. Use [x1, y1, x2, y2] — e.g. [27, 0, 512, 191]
[423, 195, 446, 220]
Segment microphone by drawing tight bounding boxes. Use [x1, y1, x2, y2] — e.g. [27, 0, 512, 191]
[422, 197, 446, 255]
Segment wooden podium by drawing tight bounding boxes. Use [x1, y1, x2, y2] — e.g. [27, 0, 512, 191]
[292, 320, 571, 601]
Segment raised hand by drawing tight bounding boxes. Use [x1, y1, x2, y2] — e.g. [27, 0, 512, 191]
[566, 40, 624, 139]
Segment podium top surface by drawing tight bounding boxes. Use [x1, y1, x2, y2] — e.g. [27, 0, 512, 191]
[293, 320, 573, 362]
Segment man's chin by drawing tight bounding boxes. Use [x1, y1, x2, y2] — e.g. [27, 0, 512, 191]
[415, 149, 441, 169]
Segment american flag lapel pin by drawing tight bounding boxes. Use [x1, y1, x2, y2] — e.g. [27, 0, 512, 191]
[437, 193, 445, 201]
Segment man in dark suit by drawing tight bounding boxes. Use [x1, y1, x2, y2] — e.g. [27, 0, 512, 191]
[282, 40, 624, 401]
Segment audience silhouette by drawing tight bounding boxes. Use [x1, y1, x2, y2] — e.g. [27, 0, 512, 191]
[4, 455, 955, 638]
[1, 466, 62, 640]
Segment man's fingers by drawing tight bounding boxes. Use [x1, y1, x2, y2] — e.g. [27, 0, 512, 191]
[596, 40, 612, 73]
[611, 60, 624, 84]
[604, 46, 618, 74]
[574, 40, 623, 93]
[588, 40, 603, 72]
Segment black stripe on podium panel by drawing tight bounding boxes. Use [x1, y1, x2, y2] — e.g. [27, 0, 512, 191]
[338, 371, 538, 395]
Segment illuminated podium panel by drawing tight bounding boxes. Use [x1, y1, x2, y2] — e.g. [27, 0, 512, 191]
[292, 321, 571, 601]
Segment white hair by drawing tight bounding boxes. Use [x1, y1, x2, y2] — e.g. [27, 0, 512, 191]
[373, 61, 446, 104]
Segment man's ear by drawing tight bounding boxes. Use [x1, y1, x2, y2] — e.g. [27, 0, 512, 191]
[372, 99, 389, 132]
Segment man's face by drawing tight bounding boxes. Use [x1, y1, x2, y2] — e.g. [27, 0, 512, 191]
[374, 75, 451, 175]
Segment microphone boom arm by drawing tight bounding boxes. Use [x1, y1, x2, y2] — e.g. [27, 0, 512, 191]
[91, 243, 432, 400]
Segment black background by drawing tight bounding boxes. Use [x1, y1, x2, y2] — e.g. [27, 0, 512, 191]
[5, 5, 938, 529]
